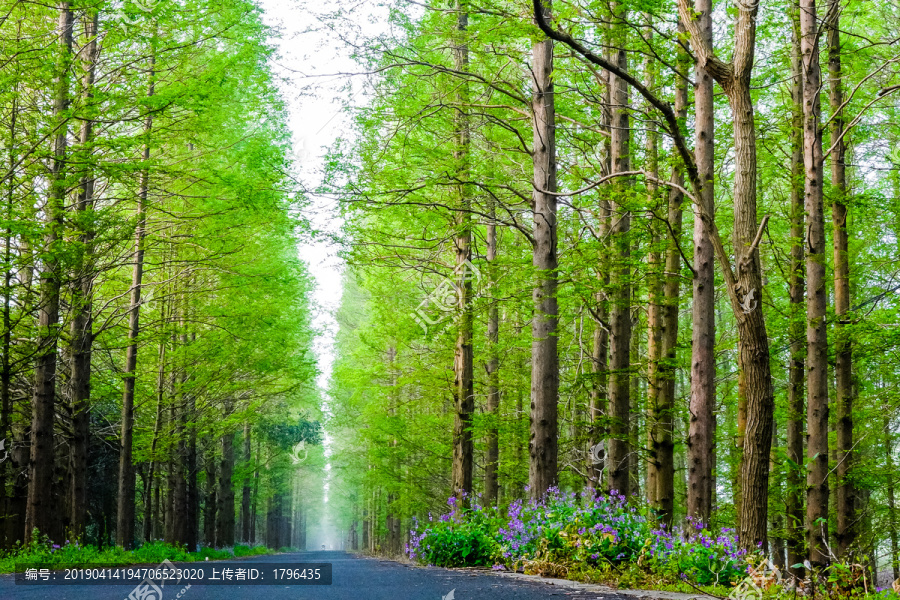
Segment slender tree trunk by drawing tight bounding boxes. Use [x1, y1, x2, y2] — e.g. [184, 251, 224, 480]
[800, 0, 830, 567]
[26, 1, 73, 544]
[117, 51, 156, 549]
[450, 0, 474, 498]
[827, 0, 855, 559]
[143, 329, 167, 543]
[484, 199, 500, 505]
[786, 2, 806, 576]
[204, 445, 217, 546]
[68, 9, 100, 541]
[686, 0, 716, 528]
[529, 0, 559, 501]
[242, 422, 252, 541]
[217, 429, 236, 547]
[607, 3, 632, 496]
[588, 71, 612, 492]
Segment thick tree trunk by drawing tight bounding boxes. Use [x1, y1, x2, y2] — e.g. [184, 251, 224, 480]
[484, 199, 500, 504]
[786, 2, 806, 576]
[686, 0, 716, 528]
[26, 1, 73, 544]
[529, 0, 559, 501]
[827, 0, 855, 559]
[117, 52, 156, 549]
[450, 0, 474, 498]
[800, 0, 830, 567]
[68, 9, 99, 541]
[607, 6, 631, 496]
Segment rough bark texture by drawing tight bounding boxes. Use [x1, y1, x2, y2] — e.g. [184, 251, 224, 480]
[828, 0, 855, 559]
[607, 6, 631, 497]
[26, 1, 73, 544]
[686, 0, 716, 528]
[450, 0, 474, 498]
[69, 8, 99, 541]
[117, 52, 156, 549]
[800, 0, 830, 567]
[786, 2, 807, 575]
[528, 0, 559, 501]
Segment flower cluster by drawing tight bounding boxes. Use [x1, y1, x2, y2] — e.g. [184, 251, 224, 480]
[406, 487, 753, 586]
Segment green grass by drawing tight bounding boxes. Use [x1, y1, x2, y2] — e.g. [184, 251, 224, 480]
[0, 538, 274, 574]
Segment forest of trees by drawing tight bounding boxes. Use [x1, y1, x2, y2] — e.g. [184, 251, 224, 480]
[324, 0, 900, 578]
[0, 0, 322, 551]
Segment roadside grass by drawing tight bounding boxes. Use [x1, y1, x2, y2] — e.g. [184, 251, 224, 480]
[0, 538, 274, 574]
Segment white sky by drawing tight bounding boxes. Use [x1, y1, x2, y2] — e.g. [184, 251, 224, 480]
[256, 0, 386, 547]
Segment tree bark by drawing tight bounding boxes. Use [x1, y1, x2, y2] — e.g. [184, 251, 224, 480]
[450, 0, 474, 498]
[529, 0, 559, 501]
[117, 49, 156, 549]
[800, 0, 830, 567]
[827, 0, 855, 559]
[607, 2, 632, 497]
[217, 430, 235, 547]
[143, 329, 168, 543]
[686, 0, 716, 528]
[242, 422, 252, 542]
[26, 1, 73, 544]
[786, 1, 806, 576]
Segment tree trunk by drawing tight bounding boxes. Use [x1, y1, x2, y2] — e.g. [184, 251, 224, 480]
[686, 0, 716, 528]
[242, 422, 252, 542]
[204, 445, 217, 546]
[117, 50, 156, 549]
[607, 3, 632, 496]
[529, 0, 559, 501]
[217, 430, 235, 547]
[800, 0, 830, 567]
[827, 0, 855, 559]
[26, 1, 73, 544]
[450, 0, 474, 498]
[786, 1, 806, 576]
[68, 8, 99, 542]
[143, 331, 168, 543]
[484, 199, 500, 505]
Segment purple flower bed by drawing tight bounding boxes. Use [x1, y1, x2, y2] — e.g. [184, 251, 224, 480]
[407, 488, 753, 586]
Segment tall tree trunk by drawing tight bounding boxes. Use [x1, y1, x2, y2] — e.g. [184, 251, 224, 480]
[484, 199, 500, 504]
[786, 1, 806, 576]
[143, 329, 168, 543]
[607, 2, 632, 496]
[26, 1, 73, 544]
[686, 0, 716, 528]
[242, 422, 252, 541]
[588, 70, 612, 492]
[529, 0, 559, 501]
[450, 0, 474, 498]
[69, 9, 100, 541]
[217, 429, 235, 547]
[827, 0, 855, 559]
[800, 0, 830, 567]
[204, 445, 217, 546]
[117, 50, 156, 549]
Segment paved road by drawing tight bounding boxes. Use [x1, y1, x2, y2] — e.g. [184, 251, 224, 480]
[0, 551, 630, 599]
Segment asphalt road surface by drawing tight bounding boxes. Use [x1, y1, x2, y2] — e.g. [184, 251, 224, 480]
[0, 551, 632, 599]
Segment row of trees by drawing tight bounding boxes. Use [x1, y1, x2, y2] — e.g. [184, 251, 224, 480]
[323, 0, 900, 576]
[0, 0, 320, 550]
